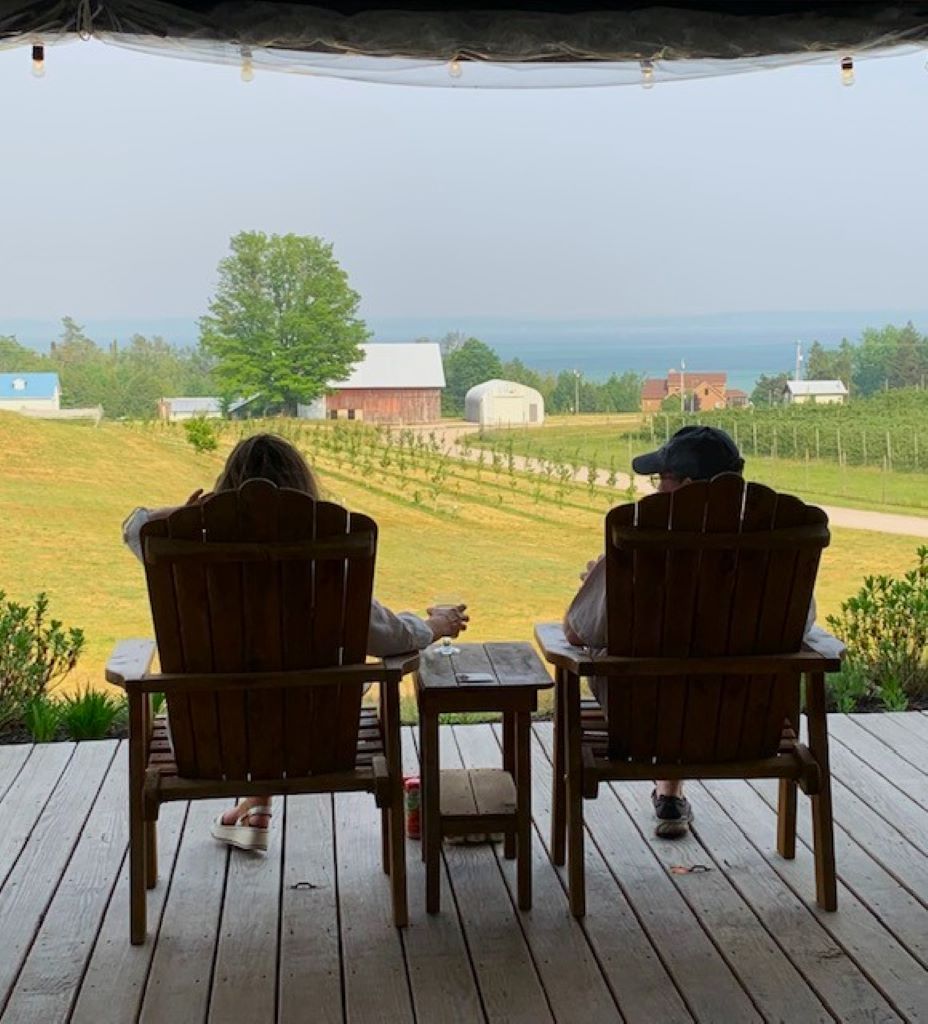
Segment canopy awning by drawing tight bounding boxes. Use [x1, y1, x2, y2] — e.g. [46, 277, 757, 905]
[3, 2, 927, 86]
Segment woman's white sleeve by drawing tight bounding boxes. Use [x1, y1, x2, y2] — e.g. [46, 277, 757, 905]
[122, 507, 152, 563]
[367, 599, 433, 656]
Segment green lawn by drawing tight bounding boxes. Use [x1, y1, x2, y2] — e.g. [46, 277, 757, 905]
[0, 413, 923, 702]
[477, 418, 928, 516]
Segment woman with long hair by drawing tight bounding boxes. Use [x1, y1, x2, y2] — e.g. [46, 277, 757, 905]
[123, 432, 467, 850]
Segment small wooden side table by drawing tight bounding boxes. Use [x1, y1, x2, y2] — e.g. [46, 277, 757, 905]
[415, 641, 552, 913]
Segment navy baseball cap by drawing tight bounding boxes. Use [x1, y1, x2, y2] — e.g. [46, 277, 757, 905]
[632, 425, 744, 480]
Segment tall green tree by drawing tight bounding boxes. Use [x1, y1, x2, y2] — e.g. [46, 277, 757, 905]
[200, 232, 368, 414]
[0, 336, 48, 372]
[750, 371, 789, 407]
[441, 338, 502, 415]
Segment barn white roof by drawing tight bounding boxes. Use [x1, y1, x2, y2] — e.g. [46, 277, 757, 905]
[333, 343, 445, 390]
[785, 380, 848, 396]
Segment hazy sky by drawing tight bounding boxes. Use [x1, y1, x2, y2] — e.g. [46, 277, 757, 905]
[1, 41, 926, 323]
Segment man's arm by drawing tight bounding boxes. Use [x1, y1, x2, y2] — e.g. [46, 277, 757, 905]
[563, 555, 607, 648]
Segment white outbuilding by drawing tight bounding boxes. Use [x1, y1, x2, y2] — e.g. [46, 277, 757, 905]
[464, 379, 545, 427]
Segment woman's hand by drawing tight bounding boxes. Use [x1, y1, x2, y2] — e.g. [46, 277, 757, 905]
[185, 489, 213, 505]
[579, 554, 604, 582]
[425, 604, 470, 641]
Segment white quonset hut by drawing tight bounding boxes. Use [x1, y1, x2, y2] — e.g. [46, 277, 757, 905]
[784, 380, 849, 405]
[465, 379, 545, 428]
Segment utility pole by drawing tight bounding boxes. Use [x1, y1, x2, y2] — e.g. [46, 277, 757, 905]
[795, 340, 803, 382]
[574, 369, 581, 414]
[680, 358, 686, 413]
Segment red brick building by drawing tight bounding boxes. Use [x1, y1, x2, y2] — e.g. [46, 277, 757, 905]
[325, 343, 445, 424]
[641, 372, 745, 413]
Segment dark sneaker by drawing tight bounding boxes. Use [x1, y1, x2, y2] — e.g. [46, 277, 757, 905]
[652, 790, 693, 839]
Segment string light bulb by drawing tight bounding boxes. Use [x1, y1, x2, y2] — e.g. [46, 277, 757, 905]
[31, 43, 45, 78]
[240, 47, 254, 82]
[640, 59, 655, 89]
[840, 55, 855, 87]
[448, 58, 463, 78]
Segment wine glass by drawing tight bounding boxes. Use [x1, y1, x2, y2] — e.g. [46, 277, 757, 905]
[432, 594, 464, 656]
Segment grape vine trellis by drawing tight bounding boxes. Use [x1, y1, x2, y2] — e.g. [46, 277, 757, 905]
[636, 390, 928, 472]
[219, 420, 631, 521]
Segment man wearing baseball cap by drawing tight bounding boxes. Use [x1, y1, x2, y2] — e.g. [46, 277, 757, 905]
[563, 425, 746, 838]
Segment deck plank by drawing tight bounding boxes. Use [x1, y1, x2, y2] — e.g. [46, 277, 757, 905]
[746, 776, 928, 967]
[400, 727, 486, 1024]
[846, 712, 928, 777]
[335, 791, 415, 1024]
[138, 800, 230, 1024]
[615, 781, 832, 1024]
[0, 743, 75, 892]
[208, 798, 282, 1024]
[827, 741, 928, 863]
[0, 741, 116, 1016]
[1, 743, 128, 1024]
[419, 726, 555, 1024]
[525, 725, 693, 1024]
[533, 723, 762, 1024]
[734, 778, 928, 1021]
[0, 744, 32, 804]
[455, 724, 622, 1024]
[0, 712, 927, 1024]
[688, 779, 900, 1024]
[69, 802, 188, 1024]
[277, 794, 343, 1024]
[829, 716, 928, 811]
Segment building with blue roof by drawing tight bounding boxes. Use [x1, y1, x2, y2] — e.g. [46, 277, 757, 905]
[0, 373, 61, 412]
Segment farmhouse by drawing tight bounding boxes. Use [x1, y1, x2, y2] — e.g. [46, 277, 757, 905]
[0, 372, 61, 413]
[324, 342, 445, 424]
[158, 396, 222, 421]
[641, 371, 744, 413]
[785, 380, 849, 405]
[465, 379, 545, 427]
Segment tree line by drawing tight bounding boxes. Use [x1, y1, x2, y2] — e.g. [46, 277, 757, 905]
[0, 318, 214, 419]
[750, 322, 928, 406]
[438, 334, 642, 416]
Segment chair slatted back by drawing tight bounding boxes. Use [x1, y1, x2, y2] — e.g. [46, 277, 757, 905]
[604, 475, 828, 763]
[141, 479, 377, 780]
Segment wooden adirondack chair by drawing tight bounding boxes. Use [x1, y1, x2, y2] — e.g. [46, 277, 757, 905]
[106, 480, 418, 943]
[536, 474, 842, 917]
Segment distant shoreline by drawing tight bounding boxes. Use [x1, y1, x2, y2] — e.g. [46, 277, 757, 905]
[6, 309, 927, 394]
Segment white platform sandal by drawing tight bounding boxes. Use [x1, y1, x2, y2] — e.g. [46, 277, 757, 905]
[210, 805, 272, 852]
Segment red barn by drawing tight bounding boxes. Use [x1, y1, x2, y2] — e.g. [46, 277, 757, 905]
[325, 343, 445, 424]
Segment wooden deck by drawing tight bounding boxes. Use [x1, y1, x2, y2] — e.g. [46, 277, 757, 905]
[1, 714, 927, 1023]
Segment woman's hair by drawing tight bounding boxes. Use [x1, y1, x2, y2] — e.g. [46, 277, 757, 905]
[214, 433, 320, 498]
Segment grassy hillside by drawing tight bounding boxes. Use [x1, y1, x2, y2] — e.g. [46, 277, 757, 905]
[0, 413, 922, 695]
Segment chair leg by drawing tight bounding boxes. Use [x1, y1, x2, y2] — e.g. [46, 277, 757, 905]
[381, 808, 390, 875]
[551, 667, 567, 867]
[565, 672, 586, 918]
[145, 819, 158, 889]
[383, 682, 408, 927]
[776, 779, 797, 860]
[806, 672, 837, 911]
[128, 694, 147, 944]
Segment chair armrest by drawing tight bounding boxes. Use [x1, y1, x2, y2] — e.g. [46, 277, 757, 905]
[106, 639, 157, 688]
[534, 623, 598, 675]
[381, 651, 421, 681]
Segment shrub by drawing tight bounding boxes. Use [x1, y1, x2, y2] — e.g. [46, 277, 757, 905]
[58, 686, 126, 740]
[826, 546, 928, 709]
[23, 694, 62, 742]
[183, 415, 219, 454]
[0, 591, 84, 732]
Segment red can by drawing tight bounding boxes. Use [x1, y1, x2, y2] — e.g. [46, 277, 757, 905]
[404, 776, 421, 839]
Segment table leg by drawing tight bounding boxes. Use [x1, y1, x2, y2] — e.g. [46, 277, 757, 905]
[422, 707, 442, 914]
[503, 710, 516, 859]
[552, 667, 567, 866]
[516, 710, 533, 910]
